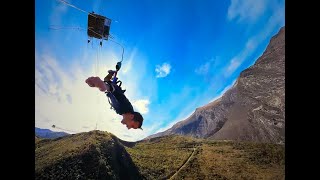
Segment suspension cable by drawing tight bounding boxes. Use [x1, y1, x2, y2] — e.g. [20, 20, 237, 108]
[109, 38, 124, 62]
[56, 0, 104, 133]
[57, 0, 90, 15]
[54, 0, 125, 62]
[49, 25, 84, 31]
[52, 125, 79, 134]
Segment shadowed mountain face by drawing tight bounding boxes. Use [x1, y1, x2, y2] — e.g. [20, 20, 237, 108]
[35, 131, 142, 180]
[148, 27, 285, 144]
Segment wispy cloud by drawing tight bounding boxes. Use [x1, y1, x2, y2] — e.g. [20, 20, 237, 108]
[92, 0, 102, 13]
[153, 86, 205, 134]
[50, 0, 69, 26]
[118, 47, 138, 75]
[133, 99, 150, 114]
[155, 110, 194, 134]
[195, 58, 218, 75]
[227, 0, 268, 23]
[208, 79, 237, 103]
[155, 62, 171, 78]
[225, 2, 284, 76]
[225, 42, 252, 75]
[195, 61, 210, 75]
[154, 78, 238, 134]
[121, 55, 133, 74]
[35, 50, 151, 141]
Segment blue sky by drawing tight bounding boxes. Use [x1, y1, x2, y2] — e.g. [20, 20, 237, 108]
[35, 0, 285, 141]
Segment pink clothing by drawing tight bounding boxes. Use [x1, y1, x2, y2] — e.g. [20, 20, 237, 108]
[85, 77, 108, 92]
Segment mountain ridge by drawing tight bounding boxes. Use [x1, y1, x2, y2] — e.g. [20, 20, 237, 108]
[147, 26, 285, 144]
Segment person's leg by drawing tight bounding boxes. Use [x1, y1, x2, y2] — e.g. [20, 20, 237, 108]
[85, 76, 111, 92]
[85, 77, 96, 87]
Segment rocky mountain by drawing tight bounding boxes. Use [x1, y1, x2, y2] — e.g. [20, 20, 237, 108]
[147, 26, 285, 144]
[35, 127, 69, 139]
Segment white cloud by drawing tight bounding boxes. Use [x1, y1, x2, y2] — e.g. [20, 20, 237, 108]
[155, 62, 171, 78]
[133, 99, 150, 114]
[225, 3, 284, 76]
[35, 50, 151, 142]
[227, 0, 267, 23]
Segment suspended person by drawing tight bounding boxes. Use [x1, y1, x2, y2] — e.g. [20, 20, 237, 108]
[85, 69, 143, 130]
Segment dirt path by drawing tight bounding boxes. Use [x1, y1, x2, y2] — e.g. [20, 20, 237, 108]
[169, 147, 197, 180]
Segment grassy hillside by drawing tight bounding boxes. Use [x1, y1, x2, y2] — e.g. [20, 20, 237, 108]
[126, 135, 201, 179]
[35, 132, 284, 180]
[126, 136, 285, 180]
[35, 130, 141, 180]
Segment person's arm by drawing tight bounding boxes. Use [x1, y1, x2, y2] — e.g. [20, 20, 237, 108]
[104, 70, 116, 82]
[104, 75, 111, 81]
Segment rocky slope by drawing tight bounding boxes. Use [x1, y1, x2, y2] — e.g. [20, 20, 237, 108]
[148, 26, 285, 144]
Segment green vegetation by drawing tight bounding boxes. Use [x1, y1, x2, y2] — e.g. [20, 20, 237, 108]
[127, 137, 285, 180]
[126, 135, 201, 179]
[175, 141, 284, 180]
[35, 131, 112, 172]
[35, 132, 284, 180]
[35, 130, 141, 180]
